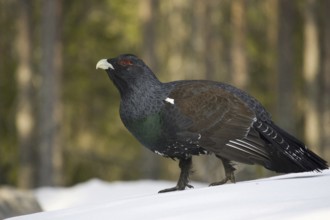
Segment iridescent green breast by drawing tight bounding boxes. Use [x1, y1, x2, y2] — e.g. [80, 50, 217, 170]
[124, 113, 163, 148]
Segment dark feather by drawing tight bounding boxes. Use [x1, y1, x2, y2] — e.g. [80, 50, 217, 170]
[255, 121, 328, 172]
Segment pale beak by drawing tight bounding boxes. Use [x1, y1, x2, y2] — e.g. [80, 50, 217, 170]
[96, 59, 115, 70]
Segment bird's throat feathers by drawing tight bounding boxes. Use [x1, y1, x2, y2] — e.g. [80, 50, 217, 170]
[106, 71, 128, 97]
[118, 79, 168, 123]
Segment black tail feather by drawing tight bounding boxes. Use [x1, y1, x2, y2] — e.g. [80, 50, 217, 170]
[255, 121, 328, 173]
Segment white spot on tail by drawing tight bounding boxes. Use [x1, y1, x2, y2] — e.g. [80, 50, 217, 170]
[165, 97, 175, 105]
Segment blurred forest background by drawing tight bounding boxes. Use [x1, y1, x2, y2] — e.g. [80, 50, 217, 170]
[0, 0, 329, 189]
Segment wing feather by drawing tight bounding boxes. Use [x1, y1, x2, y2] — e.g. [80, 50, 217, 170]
[165, 82, 271, 165]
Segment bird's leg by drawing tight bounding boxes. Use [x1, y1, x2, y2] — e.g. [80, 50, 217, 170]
[209, 156, 236, 186]
[158, 157, 194, 193]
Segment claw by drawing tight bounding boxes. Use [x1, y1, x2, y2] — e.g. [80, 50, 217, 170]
[158, 183, 194, 193]
[209, 177, 230, 186]
[158, 186, 182, 193]
[158, 186, 179, 193]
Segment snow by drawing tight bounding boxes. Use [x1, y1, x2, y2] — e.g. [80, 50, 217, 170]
[7, 170, 330, 220]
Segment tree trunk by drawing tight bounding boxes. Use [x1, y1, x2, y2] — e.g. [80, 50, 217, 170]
[140, 0, 158, 72]
[38, 0, 63, 186]
[321, 0, 330, 159]
[264, 0, 278, 113]
[161, 0, 190, 81]
[139, 0, 161, 179]
[15, 0, 36, 189]
[276, 0, 295, 134]
[303, 0, 321, 152]
[230, 0, 248, 89]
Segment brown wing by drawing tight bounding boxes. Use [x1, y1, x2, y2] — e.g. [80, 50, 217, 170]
[167, 82, 271, 165]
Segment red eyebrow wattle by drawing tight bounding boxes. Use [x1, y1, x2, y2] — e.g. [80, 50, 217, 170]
[118, 59, 133, 66]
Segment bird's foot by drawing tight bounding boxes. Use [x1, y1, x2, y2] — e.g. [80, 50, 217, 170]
[209, 173, 236, 186]
[158, 183, 194, 193]
[159, 157, 194, 193]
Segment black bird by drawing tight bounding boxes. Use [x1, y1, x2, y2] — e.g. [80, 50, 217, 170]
[96, 54, 328, 193]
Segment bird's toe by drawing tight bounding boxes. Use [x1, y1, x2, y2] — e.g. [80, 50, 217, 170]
[209, 177, 231, 187]
[158, 186, 181, 193]
[158, 183, 194, 193]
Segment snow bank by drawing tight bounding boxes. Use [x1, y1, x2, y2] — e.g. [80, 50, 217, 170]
[7, 170, 330, 220]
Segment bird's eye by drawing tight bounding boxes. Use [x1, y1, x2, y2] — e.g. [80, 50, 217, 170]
[118, 59, 133, 66]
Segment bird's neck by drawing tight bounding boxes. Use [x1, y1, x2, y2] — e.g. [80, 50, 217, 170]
[120, 78, 166, 121]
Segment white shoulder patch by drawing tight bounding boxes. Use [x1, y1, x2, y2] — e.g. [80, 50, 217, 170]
[165, 97, 175, 105]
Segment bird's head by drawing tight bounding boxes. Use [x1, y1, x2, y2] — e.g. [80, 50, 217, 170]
[96, 54, 160, 97]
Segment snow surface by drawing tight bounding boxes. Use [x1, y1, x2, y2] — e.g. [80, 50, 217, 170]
[7, 170, 330, 220]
